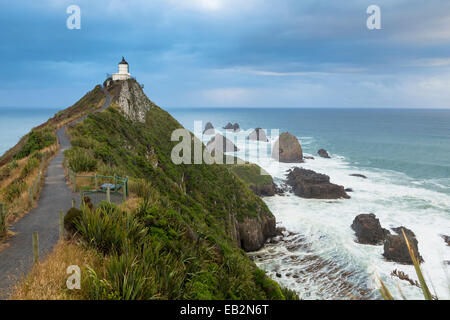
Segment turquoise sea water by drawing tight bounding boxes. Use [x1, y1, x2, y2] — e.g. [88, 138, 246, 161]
[169, 108, 450, 189]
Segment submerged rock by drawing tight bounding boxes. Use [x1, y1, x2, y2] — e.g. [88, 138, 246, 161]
[286, 167, 350, 199]
[206, 134, 239, 153]
[383, 227, 423, 264]
[272, 132, 303, 163]
[350, 174, 367, 179]
[351, 214, 390, 245]
[441, 235, 450, 246]
[248, 128, 269, 142]
[203, 122, 215, 135]
[317, 149, 331, 158]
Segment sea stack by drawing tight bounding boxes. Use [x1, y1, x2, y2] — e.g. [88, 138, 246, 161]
[383, 227, 423, 264]
[206, 133, 239, 153]
[272, 132, 303, 163]
[351, 214, 390, 245]
[203, 122, 215, 135]
[317, 149, 331, 158]
[248, 128, 269, 142]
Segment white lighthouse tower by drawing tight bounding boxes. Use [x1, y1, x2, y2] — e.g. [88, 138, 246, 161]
[112, 57, 131, 81]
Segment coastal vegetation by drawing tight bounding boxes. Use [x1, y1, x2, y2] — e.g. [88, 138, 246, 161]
[0, 85, 106, 241]
[0, 128, 58, 240]
[9, 79, 298, 300]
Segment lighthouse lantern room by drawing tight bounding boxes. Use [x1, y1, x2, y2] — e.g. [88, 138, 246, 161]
[112, 57, 131, 81]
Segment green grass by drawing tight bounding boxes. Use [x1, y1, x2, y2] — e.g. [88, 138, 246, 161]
[0, 203, 8, 238]
[3, 179, 26, 203]
[62, 80, 297, 300]
[13, 127, 56, 160]
[229, 163, 273, 189]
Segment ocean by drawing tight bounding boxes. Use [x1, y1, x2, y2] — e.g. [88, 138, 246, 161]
[1, 107, 449, 299]
[0, 107, 59, 156]
[169, 107, 450, 300]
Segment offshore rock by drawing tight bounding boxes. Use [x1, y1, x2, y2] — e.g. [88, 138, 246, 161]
[272, 132, 303, 163]
[286, 167, 350, 199]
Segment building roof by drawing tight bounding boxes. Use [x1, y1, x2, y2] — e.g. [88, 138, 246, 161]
[119, 57, 128, 65]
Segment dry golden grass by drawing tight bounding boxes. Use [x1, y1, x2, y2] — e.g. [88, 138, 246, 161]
[10, 240, 101, 300]
[0, 143, 59, 235]
[118, 196, 141, 213]
[55, 97, 106, 130]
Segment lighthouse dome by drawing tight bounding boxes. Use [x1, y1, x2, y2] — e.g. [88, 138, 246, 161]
[119, 57, 128, 65]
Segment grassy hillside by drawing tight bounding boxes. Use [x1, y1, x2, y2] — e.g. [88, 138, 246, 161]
[14, 79, 297, 300]
[0, 86, 106, 240]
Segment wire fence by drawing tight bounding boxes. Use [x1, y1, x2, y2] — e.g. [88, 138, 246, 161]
[67, 170, 129, 205]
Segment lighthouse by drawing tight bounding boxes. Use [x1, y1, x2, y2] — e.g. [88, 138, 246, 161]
[112, 57, 131, 81]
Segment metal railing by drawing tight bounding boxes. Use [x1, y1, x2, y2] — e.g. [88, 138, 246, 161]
[68, 170, 129, 203]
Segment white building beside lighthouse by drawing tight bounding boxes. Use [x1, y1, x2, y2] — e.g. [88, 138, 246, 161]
[112, 57, 131, 81]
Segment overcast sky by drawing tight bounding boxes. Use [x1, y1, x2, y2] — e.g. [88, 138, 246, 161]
[1, 0, 450, 108]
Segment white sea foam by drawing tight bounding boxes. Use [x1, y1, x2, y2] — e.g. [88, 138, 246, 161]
[201, 130, 450, 300]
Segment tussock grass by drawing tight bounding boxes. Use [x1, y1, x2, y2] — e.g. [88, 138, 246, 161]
[10, 240, 101, 300]
[0, 143, 58, 241]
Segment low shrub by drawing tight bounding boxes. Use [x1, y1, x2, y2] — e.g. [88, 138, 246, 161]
[14, 128, 56, 160]
[66, 149, 97, 173]
[64, 207, 83, 234]
[21, 157, 40, 178]
[3, 180, 26, 203]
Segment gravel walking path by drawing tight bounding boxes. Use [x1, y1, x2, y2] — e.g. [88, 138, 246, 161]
[0, 87, 111, 299]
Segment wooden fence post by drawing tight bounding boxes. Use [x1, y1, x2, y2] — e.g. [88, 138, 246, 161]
[106, 185, 111, 203]
[72, 173, 77, 192]
[32, 231, 39, 264]
[94, 174, 98, 190]
[59, 210, 64, 240]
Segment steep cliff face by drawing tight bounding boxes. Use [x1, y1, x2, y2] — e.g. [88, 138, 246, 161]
[234, 215, 277, 251]
[113, 79, 157, 122]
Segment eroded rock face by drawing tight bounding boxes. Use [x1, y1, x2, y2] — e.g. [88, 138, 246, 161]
[206, 134, 239, 153]
[351, 214, 390, 245]
[383, 227, 423, 264]
[248, 128, 269, 142]
[250, 184, 276, 197]
[231, 215, 277, 252]
[318, 149, 331, 158]
[203, 122, 215, 135]
[272, 132, 303, 163]
[118, 80, 156, 122]
[286, 167, 350, 199]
